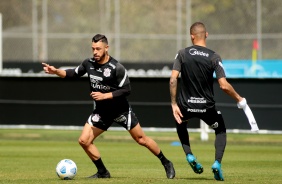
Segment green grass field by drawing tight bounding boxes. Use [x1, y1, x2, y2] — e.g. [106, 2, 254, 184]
[0, 129, 282, 184]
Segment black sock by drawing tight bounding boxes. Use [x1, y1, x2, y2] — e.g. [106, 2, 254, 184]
[93, 158, 107, 174]
[157, 151, 170, 165]
[215, 132, 226, 163]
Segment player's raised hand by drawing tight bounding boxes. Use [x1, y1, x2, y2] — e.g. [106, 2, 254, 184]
[42, 62, 57, 74]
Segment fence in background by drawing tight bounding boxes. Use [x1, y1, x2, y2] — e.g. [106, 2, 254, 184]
[1, 0, 282, 64]
[1, 77, 282, 135]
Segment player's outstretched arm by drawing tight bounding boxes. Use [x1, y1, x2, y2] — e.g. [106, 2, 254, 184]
[218, 77, 242, 102]
[42, 62, 66, 78]
[218, 77, 259, 131]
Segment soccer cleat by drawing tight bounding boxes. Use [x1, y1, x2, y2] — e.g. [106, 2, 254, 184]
[186, 154, 203, 174]
[211, 160, 224, 181]
[88, 170, 111, 179]
[163, 160, 175, 179]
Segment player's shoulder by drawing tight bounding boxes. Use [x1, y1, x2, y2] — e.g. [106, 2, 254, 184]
[82, 58, 94, 65]
[196, 45, 216, 55]
[183, 45, 214, 53]
[107, 56, 126, 70]
[174, 48, 186, 60]
[203, 47, 220, 56]
[78, 58, 93, 68]
[210, 52, 222, 61]
[199, 47, 222, 60]
[178, 48, 187, 55]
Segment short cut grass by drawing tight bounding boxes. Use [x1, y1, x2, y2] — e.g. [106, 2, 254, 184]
[1, 129, 282, 184]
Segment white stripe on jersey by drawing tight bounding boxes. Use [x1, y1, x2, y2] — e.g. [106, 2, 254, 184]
[87, 116, 93, 126]
[118, 70, 127, 87]
[219, 62, 224, 69]
[75, 66, 80, 74]
[127, 108, 132, 130]
[109, 62, 116, 69]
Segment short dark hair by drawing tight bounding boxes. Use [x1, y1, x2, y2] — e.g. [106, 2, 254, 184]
[92, 34, 108, 44]
[190, 22, 206, 35]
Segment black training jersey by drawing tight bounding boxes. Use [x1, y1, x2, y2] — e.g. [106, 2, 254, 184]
[65, 56, 131, 114]
[173, 45, 226, 111]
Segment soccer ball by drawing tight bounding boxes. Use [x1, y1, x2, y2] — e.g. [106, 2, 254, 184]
[56, 159, 77, 180]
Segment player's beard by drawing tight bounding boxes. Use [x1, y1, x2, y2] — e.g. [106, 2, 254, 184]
[94, 51, 106, 62]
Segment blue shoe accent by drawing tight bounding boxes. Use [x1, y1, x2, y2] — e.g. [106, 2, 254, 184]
[186, 154, 203, 174]
[211, 160, 224, 181]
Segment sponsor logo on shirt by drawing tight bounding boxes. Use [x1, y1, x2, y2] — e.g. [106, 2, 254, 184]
[189, 48, 209, 57]
[91, 82, 110, 91]
[90, 75, 110, 91]
[90, 75, 103, 82]
[187, 108, 206, 113]
[188, 97, 207, 104]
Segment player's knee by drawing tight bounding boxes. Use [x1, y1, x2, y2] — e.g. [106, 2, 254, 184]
[135, 136, 147, 146]
[215, 129, 226, 135]
[78, 138, 84, 146]
[78, 137, 90, 147]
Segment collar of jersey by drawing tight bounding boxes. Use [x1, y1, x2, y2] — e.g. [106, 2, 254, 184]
[89, 56, 112, 64]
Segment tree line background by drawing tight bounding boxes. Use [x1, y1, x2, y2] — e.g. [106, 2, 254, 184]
[0, 0, 282, 64]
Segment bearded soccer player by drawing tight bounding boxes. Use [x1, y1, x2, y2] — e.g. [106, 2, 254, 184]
[169, 22, 251, 181]
[43, 34, 175, 179]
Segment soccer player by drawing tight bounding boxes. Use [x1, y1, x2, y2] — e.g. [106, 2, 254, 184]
[42, 34, 175, 179]
[169, 22, 249, 181]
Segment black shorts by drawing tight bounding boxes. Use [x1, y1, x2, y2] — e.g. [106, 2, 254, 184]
[180, 106, 226, 133]
[87, 107, 139, 131]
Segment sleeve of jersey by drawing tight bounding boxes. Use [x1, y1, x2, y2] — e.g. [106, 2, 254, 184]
[211, 53, 226, 79]
[112, 63, 131, 98]
[65, 61, 87, 78]
[172, 51, 182, 71]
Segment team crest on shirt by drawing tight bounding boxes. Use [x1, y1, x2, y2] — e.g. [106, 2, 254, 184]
[103, 68, 111, 77]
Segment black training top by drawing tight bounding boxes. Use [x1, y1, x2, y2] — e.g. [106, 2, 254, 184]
[172, 45, 226, 111]
[65, 56, 131, 113]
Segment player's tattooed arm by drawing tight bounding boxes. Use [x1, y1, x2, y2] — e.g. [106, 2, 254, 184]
[170, 70, 183, 124]
[169, 70, 179, 105]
